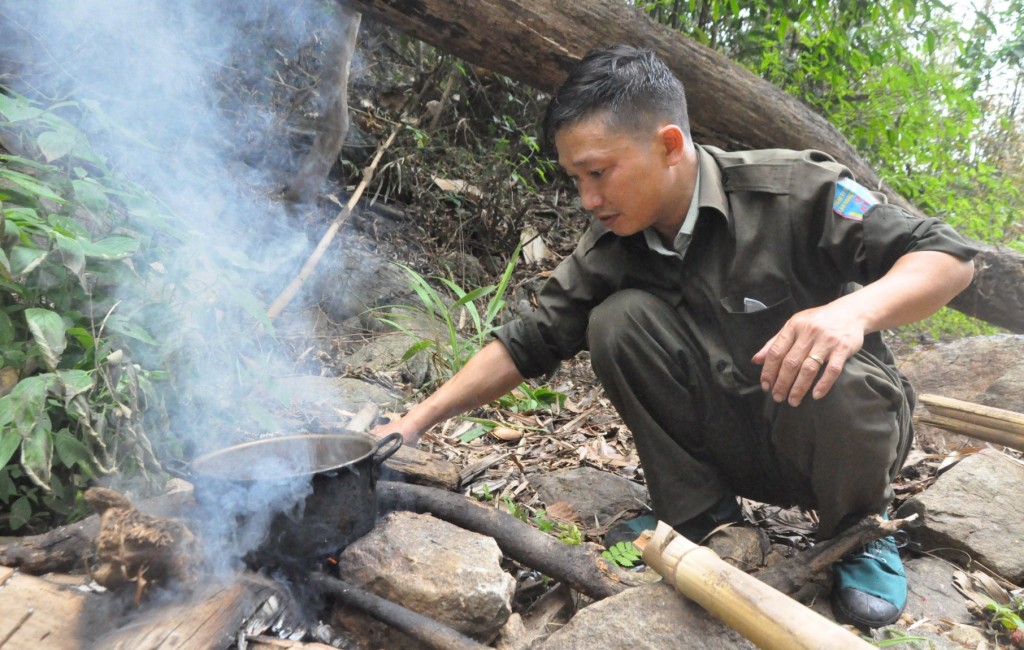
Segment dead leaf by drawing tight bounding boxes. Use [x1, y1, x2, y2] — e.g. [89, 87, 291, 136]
[431, 175, 483, 200]
[491, 426, 523, 442]
[521, 227, 555, 264]
[545, 501, 580, 524]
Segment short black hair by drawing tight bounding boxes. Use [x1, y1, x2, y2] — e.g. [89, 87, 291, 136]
[543, 44, 690, 151]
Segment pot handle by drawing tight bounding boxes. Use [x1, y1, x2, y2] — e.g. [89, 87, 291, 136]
[161, 458, 195, 482]
[372, 432, 403, 468]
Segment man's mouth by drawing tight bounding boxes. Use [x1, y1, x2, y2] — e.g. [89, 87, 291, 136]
[596, 212, 619, 225]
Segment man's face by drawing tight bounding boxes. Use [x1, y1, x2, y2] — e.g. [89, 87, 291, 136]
[555, 114, 682, 238]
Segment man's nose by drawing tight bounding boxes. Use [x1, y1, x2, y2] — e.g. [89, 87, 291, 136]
[579, 182, 602, 211]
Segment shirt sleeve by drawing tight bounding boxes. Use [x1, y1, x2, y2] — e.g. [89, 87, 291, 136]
[817, 182, 979, 285]
[494, 232, 609, 379]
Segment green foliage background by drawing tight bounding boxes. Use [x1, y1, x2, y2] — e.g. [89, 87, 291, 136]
[639, 0, 1023, 339]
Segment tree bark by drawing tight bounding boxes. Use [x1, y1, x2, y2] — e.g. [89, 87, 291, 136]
[282, 7, 361, 207]
[342, 0, 1024, 333]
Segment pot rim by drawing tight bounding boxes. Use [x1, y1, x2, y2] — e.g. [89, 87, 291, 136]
[189, 431, 390, 483]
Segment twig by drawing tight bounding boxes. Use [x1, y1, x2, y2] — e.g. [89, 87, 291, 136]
[266, 125, 401, 320]
[754, 514, 917, 595]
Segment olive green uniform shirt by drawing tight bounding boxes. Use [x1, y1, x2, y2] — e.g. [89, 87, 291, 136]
[495, 145, 978, 393]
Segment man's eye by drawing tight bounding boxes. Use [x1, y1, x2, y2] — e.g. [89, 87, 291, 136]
[588, 169, 603, 179]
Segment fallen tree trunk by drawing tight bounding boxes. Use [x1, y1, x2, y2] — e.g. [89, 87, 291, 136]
[342, 0, 1024, 333]
[378, 481, 638, 600]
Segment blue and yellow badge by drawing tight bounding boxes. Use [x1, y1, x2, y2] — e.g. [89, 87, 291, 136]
[833, 177, 877, 222]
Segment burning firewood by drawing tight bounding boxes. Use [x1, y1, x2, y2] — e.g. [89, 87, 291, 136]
[85, 486, 202, 603]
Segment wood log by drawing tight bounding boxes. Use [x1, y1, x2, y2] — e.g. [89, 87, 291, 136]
[0, 489, 195, 576]
[383, 446, 461, 490]
[341, 0, 1024, 333]
[311, 573, 487, 650]
[916, 393, 1024, 452]
[378, 480, 638, 600]
[640, 521, 874, 650]
[91, 573, 291, 650]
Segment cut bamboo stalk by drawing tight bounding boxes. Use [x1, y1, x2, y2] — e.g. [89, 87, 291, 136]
[639, 521, 874, 650]
[915, 413, 1024, 452]
[917, 393, 1024, 452]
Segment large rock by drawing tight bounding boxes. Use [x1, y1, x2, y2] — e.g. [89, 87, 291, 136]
[334, 511, 515, 647]
[539, 581, 755, 650]
[897, 334, 1024, 449]
[530, 467, 649, 526]
[896, 448, 1024, 583]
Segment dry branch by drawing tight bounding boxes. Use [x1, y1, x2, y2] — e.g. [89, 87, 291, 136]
[753, 514, 915, 595]
[917, 393, 1024, 452]
[267, 125, 400, 320]
[378, 481, 639, 600]
[312, 573, 487, 650]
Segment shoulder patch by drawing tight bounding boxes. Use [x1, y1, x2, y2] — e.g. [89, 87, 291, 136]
[833, 177, 877, 221]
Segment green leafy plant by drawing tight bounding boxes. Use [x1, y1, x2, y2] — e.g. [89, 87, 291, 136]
[0, 91, 170, 532]
[380, 243, 521, 381]
[494, 383, 566, 413]
[602, 541, 644, 568]
[866, 628, 935, 648]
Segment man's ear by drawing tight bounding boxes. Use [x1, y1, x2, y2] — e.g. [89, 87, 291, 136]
[658, 125, 686, 165]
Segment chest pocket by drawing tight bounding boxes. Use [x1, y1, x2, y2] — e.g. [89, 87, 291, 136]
[718, 282, 795, 385]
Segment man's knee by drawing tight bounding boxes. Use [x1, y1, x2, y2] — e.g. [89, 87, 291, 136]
[587, 289, 672, 354]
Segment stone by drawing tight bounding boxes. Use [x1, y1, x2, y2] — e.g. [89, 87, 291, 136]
[705, 526, 770, 572]
[345, 332, 433, 388]
[539, 581, 756, 650]
[334, 511, 515, 647]
[896, 448, 1024, 582]
[903, 556, 974, 625]
[277, 374, 399, 416]
[896, 334, 1024, 449]
[530, 467, 649, 527]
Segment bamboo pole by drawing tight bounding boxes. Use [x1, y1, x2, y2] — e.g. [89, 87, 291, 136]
[266, 126, 400, 320]
[639, 522, 874, 650]
[916, 393, 1024, 452]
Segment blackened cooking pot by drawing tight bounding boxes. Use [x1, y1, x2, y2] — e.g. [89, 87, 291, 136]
[182, 431, 402, 564]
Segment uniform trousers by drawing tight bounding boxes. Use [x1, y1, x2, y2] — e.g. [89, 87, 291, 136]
[586, 289, 913, 538]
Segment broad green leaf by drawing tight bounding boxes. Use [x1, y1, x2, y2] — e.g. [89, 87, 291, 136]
[21, 415, 54, 490]
[0, 169, 65, 202]
[103, 314, 157, 345]
[80, 236, 139, 260]
[25, 308, 66, 371]
[9, 246, 48, 277]
[57, 370, 93, 402]
[54, 233, 86, 281]
[9, 495, 32, 530]
[9, 375, 51, 438]
[71, 178, 110, 214]
[54, 429, 94, 471]
[0, 93, 42, 123]
[0, 395, 20, 467]
[0, 310, 14, 345]
[36, 130, 77, 162]
[0, 248, 9, 276]
[66, 327, 95, 350]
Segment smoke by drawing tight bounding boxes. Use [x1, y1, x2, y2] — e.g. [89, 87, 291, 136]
[0, 0, 357, 574]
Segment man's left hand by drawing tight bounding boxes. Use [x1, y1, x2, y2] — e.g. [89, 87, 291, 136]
[752, 304, 865, 407]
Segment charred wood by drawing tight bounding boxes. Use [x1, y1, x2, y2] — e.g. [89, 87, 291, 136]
[312, 572, 488, 650]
